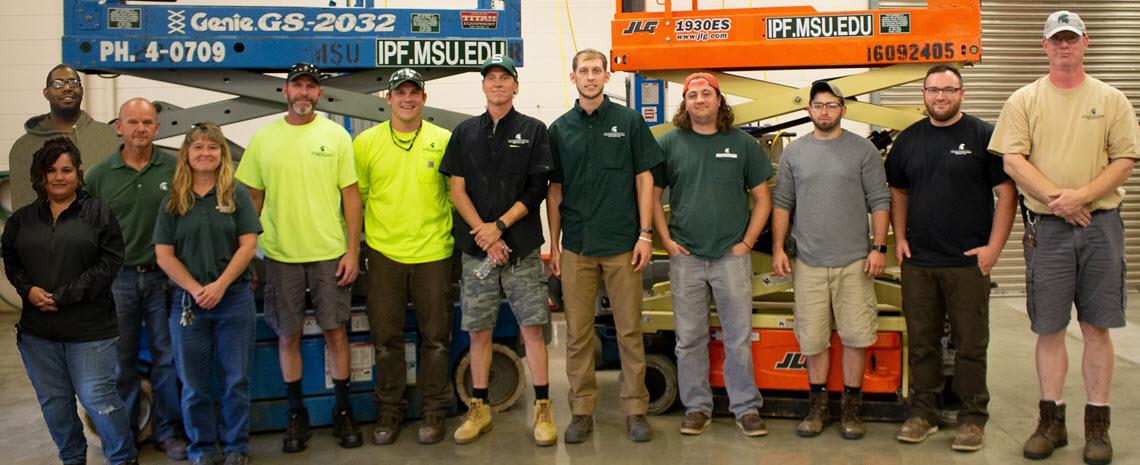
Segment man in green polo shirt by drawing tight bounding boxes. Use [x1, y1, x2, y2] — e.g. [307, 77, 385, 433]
[547, 48, 663, 444]
[352, 68, 455, 446]
[85, 97, 188, 459]
[651, 73, 773, 438]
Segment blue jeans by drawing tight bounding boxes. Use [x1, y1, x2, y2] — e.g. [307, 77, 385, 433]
[112, 268, 183, 441]
[17, 330, 137, 464]
[670, 253, 762, 419]
[169, 283, 257, 461]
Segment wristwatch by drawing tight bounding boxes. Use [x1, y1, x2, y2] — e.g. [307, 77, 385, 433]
[495, 219, 507, 232]
[639, 227, 653, 234]
[871, 244, 888, 254]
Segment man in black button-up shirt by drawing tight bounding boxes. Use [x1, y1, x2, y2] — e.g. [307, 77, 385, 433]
[439, 54, 557, 446]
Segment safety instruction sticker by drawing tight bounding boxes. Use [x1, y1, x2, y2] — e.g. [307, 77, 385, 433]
[324, 342, 375, 388]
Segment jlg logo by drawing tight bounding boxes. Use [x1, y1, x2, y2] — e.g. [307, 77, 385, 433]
[621, 20, 659, 35]
[775, 352, 808, 370]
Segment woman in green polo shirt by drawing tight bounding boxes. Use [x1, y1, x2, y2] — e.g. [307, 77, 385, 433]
[154, 122, 261, 465]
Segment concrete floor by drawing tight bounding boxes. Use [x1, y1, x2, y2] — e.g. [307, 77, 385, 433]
[2, 295, 1139, 465]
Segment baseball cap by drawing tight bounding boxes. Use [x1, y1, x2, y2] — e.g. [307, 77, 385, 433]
[682, 72, 720, 95]
[1044, 11, 1085, 38]
[286, 63, 322, 83]
[480, 54, 517, 78]
[809, 80, 844, 102]
[388, 68, 425, 91]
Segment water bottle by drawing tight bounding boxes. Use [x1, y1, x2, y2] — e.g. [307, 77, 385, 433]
[474, 255, 495, 280]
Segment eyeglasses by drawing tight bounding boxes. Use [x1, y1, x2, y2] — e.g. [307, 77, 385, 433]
[922, 87, 962, 95]
[49, 78, 82, 90]
[809, 102, 842, 110]
[1048, 35, 1081, 45]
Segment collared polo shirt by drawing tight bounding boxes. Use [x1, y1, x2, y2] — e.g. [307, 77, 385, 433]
[439, 108, 552, 260]
[654, 128, 774, 260]
[85, 145, 177, 266]
[549, 97, 664, 256]
[153, 185, 262, 283]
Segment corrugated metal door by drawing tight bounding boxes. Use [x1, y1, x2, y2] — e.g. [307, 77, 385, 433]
[879, 1, 1140, 293]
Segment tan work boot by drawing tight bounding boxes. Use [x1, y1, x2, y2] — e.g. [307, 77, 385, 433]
[796, 390, 831, 437]
[1084, 405, 1112, 465]
[896, 416, 938, 443]
[533, 399, 557, 447]
[453, 399, 492, 444]
[1024, 400, 1068, 460]
[952, 423, 985, 452]
[839, 392, 864, 440]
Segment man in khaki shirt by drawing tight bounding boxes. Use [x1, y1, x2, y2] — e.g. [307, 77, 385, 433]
[989, 11, 1139, 465]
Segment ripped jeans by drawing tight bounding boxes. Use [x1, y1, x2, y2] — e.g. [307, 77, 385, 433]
[17, 329, 137, 464]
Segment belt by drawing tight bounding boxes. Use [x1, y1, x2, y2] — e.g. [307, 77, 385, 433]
[1026, 208, 1116, 221]
[129, 263, 158, 273]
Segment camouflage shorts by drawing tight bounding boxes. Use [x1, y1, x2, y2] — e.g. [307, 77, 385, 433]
[459, 249, 549, 331]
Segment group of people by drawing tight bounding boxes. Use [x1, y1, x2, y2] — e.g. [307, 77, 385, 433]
[3, 9, 1135, 465]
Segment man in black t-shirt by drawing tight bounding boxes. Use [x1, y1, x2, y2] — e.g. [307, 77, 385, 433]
[438, 54, 557, 446]
[885, 65, 1016, 452]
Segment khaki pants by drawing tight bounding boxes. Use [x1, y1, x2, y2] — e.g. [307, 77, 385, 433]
[561, 250, 649, 416]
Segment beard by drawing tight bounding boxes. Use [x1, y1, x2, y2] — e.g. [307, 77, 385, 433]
[290, 99, 315, 115]
[811, 118, 840, 132]
[927, 101, 962, 123]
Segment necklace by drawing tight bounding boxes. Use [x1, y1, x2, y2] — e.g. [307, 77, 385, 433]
[390, 124, 422, 151]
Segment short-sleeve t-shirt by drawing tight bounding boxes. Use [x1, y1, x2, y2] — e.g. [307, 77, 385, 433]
[886, 114, 1008, 267]
[549, 97, 664, 256]
[153, 185, 262, 283]
[353, 120, 454, 264]
[654, 128, 774, 260]
[234, 116, 357, 263]
[988, 75, 1140, 213]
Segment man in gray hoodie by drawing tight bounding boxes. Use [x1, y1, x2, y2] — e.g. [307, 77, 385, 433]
[8, 64, 117, 210]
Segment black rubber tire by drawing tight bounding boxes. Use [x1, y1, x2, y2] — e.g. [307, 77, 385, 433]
[455, 343, 526, 413]
[645, 353, 679, 415]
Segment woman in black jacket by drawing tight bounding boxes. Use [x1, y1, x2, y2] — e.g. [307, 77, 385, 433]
[2, 137, 139, 465]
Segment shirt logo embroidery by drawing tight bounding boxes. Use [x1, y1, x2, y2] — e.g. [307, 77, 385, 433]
[427, 160, 435, 168]
[215, 204, 235, 214]
[508, 133, 530, 147]
[950, 143, 972, 156]
[1082, 107, 1104, 120]
[311, 145, 333, 157]
[603, 125, 626, 138]
[715, 148, 738, 159]
[159, 181, 169, 191]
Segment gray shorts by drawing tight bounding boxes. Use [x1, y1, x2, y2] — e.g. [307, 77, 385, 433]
[263, 257, 351, 336]
[1024, 208, 1127, 334]
[459, 249, 549, 331]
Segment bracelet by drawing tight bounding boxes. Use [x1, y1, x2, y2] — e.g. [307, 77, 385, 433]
[637, 236, 653, 243]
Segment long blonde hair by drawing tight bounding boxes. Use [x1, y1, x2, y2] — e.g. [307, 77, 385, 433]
[166, 122, 236, 216]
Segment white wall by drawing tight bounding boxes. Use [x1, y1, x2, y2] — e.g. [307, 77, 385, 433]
[3, 0, 872, 171]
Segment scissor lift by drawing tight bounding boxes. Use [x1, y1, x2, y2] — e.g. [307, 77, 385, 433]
[607, 0, 982, 419]
[62, 0, 529, 431]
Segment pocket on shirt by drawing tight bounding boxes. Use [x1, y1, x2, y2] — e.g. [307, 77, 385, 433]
[712, 157, 740, 184]
[417, 153, 444, 182]
[600, 137, 632, 170]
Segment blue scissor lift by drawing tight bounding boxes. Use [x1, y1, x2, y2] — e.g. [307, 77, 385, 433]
[63, 0, 528, 432]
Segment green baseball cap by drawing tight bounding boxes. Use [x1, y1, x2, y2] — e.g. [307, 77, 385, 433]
[480, 54, 517, 78]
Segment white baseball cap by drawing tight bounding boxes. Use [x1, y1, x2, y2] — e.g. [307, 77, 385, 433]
[1043, 10, 1086, 38]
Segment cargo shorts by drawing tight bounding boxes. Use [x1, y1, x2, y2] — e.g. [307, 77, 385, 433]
[459, 249, 549, 331]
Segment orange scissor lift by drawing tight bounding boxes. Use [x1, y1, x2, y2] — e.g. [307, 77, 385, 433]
[609, 0, 982, 419]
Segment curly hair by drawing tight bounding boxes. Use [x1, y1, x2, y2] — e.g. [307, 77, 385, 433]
[30, 137, 83, 200]
[671, 91, 736, 133]
[166, 122, 236, 216]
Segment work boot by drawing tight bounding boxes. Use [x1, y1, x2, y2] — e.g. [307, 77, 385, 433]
[332, 405, 363, 448]
[371, 410, 402, 445]
[1084, 405, 1112, 465]
[157, 435, 189, 460]
[453, 399, 492, 444]
[282, 408, 311, 453]
[626, 414, 652, 442]
[533, 399, 557, 446]
[418, 411, 446, 444]
[564, 415, 593, 444]
[680, 411, 711, 435]
[952, 423, 985, 452]
[1024, 400, 1068, 460]
[839, 392, 864, 440]
[736, 413, 768, 437]
[796, 390, 831, 437]
[896, 416, 938, 443]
